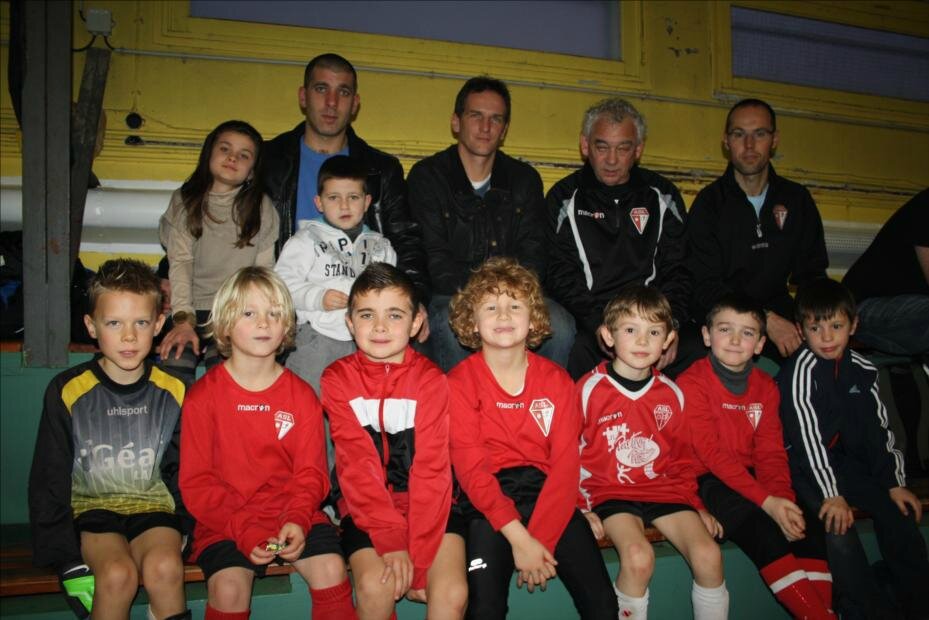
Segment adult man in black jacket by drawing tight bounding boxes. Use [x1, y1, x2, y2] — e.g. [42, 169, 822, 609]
[688, 99, 828, 362]
[262, 53, 429, 328]
[408, 76, 574, 371]
[547, 97, 692, 379]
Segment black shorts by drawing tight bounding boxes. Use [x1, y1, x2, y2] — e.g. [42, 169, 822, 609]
[340, 512, 466, 560]
[593, 499, 694, 526]
[196, 522, 343, 581]
[74, 509, 181, 541]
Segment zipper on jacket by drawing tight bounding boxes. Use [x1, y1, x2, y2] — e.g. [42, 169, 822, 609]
[378, 364, 393, 491]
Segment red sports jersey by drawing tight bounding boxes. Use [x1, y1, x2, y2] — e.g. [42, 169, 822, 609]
[577, 364, 701, 510]
[678, 357, 794, 506]
[322, 347, 451, 590]
[180, 365, 331, 560]
[448, 352, 581, 554]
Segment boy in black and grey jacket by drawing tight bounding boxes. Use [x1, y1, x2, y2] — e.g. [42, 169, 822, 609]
[777, 278, 928, 620]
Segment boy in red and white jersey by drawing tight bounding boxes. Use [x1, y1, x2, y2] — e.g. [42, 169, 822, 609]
[448, 257, 616, 620]
[322, 263, 465, 620]
[578, 285, 728, 620]
[678, 295, 835, 618]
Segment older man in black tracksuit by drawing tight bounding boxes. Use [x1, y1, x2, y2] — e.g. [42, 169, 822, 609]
[547, 97, 694, 379]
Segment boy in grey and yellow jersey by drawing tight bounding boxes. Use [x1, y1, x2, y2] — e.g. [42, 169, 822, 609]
[28, 259, 191, 619]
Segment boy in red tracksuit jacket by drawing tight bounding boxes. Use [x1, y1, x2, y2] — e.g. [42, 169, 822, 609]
[180, 267, 354, 620]
[447, 257, 617, 620]
[322, 262, 464, 620]
[679, 295, 834, 618]
[577, 285, 728, 620]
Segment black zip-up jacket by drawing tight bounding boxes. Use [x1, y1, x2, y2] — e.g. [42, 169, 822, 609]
[688, 164, 828, 322]
[407, 145, 547, 296]
[776, 345, 905, 504]
[545, 163, 689, 333]
[262, 123, 429, 302]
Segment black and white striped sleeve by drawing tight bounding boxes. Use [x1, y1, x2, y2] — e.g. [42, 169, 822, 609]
[852, 353, 906, 489]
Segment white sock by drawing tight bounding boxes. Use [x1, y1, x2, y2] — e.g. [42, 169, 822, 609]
[692, 581, 729, 620]
[615, 583, 649, 619]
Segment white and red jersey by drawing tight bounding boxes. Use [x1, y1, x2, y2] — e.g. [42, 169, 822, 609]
[322, 347, 451, 591]
[180, 364, 331, 560]
[678, 357, 794, 506]
[448, 352, 581, 554]
[577, 364, 701, 510]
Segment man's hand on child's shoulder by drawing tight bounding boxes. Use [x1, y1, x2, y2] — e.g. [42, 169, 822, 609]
[381, 549, 413, 601]
[699, 509, 724, 539]
[322, 289, 349, 311]
[819, 495, 854, 535]
[762, 495, 806, 541]
[889, 486, 923, 522]
[276, 522, 307, 562]
[583, 511, 605, 540]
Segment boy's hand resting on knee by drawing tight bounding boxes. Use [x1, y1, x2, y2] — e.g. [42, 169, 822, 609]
[762, 495, 806, 541]
[276, 522, 306, 562]
[698, 509, 724, 539]
[819, 495, 854, 535]
[889, 486, 923, 522]
[381, 550, 413, 601]
[583, 511, 605, 540]
[501, 521, 557, 593]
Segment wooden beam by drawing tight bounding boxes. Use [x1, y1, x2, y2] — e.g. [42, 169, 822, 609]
[21, 0, 72, 367]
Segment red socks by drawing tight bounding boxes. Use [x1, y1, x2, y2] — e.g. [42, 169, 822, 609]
[204, 606, 250, 620]
[309, 579, 357, 620]
[760, 554, 835, 619]
[798, 557, 834, 613]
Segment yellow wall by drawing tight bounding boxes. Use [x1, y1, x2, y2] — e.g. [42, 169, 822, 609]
[2, 0, 927, 243]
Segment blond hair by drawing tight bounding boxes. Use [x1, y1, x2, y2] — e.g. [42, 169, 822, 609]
[208, 266, 295, 358]
[449, 257, 551, 350]
[602, 284, 673, 333]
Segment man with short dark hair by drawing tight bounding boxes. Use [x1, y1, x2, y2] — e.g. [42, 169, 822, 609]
[546, 97, 692, 379]
[688, 98, 828, 362]
[263, 53, 429, 327]
[408, 76, 575, 371]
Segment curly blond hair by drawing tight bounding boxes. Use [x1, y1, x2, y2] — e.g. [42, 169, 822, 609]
[207, 266, 296, 358]
[449, 257, 552, 350]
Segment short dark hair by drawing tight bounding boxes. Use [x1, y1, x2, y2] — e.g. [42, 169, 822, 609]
[454, 76, 511, 124]
[725, 98, 777, 132]
[706, 294, 767, 335]
[317, 155, 368, 196]
[304, 53, 357, 92]
[348, 263, 418, 314]
[794, 278, 857, 324]
[89, 258, 162, 314]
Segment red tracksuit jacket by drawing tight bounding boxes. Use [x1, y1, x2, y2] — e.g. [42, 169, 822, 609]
[322, 347, 451, 590]
[577, 364, 702, 510]
[180, 364, 331, 560]
[678, 357, 794, 506]
[448, 352, 581, 553]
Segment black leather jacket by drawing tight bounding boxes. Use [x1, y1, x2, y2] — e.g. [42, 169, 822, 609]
[407, 145, 547, 296]
[262, 123, 429, 302]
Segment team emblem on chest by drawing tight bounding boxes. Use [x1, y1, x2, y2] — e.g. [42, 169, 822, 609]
[745, 403, 762, 430]
[529, 398, 554, 437]
[773, 204, 788, 230]
[630, 207, 649, 234]
[653, 404, 673, 430]
[274, 411, 295, 440]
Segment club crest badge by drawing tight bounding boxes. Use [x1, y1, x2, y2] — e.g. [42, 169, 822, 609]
[653, 404, 673, 430]
[746, 403, 763, 429]
[630, 207, 649, 234]
[529, 398, 555, 437]
[274, 411, 295, 440]
[773, 204, 787, 230]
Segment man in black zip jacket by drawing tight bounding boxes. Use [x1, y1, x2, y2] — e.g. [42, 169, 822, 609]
[688, 99, 828, 363]
[262, 53, 430, 332]
[408, 76, 575, 371]
[546, 97, 694, 379]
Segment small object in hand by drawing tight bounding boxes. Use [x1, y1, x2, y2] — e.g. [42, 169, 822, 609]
[265, 541, 284, 554]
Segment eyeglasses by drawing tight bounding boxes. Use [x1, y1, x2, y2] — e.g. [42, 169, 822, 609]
[727, 128, 775, 141]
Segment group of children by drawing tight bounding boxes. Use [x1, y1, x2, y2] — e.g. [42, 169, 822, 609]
[27, 118, 928, 620]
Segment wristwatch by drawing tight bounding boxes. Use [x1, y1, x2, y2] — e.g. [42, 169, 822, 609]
[172, 311, 196, 327]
